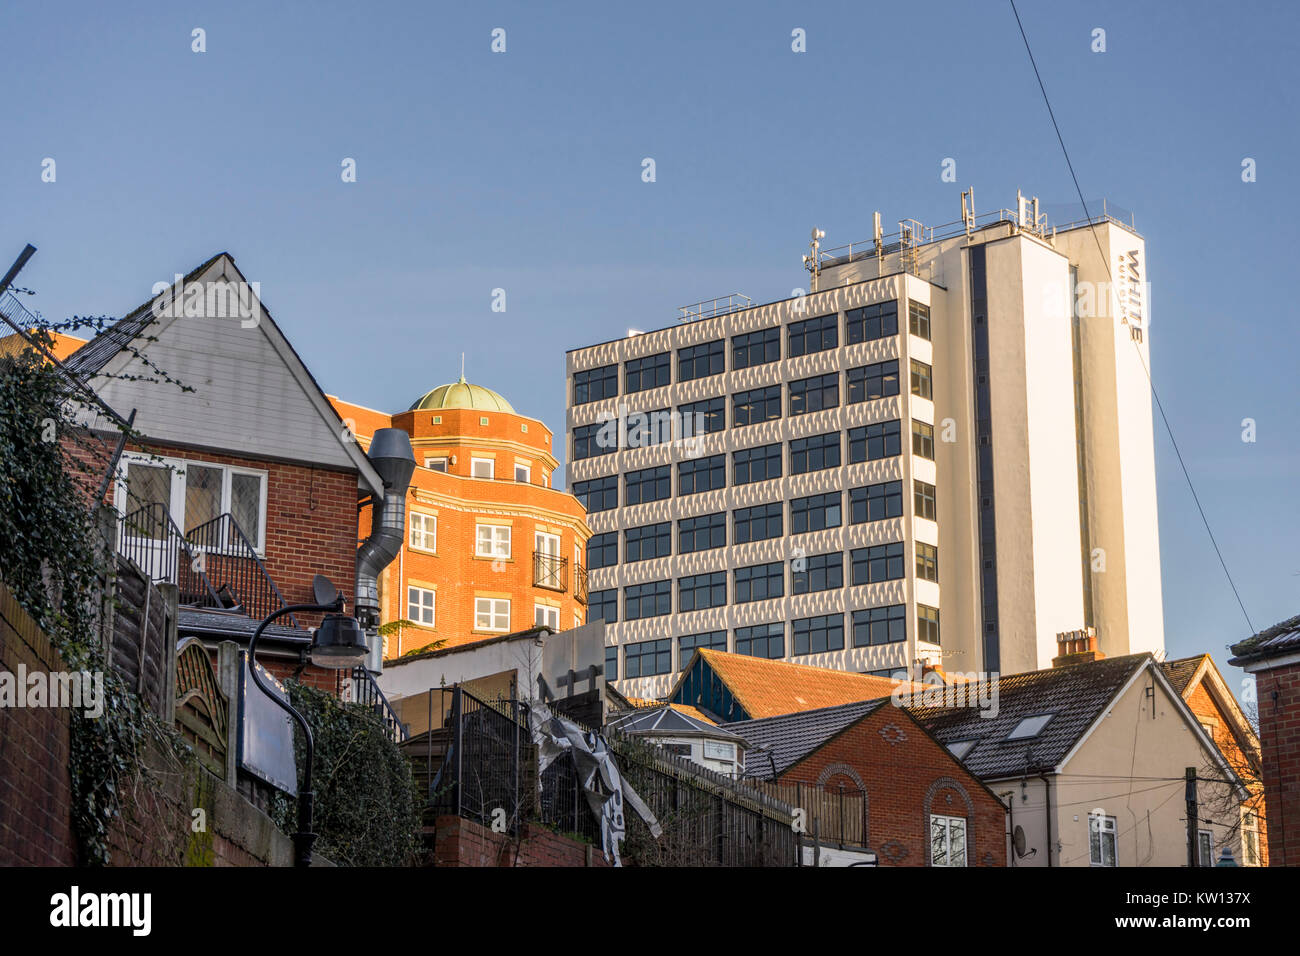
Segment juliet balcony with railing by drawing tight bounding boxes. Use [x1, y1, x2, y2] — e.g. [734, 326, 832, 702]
[532, 551, 568, 592]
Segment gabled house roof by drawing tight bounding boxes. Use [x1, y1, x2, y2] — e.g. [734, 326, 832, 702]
[724, 699, 888, 777]
[907, 654, 1150, 779]
[1161, 654, 1261, 773]
[63, 252, 383, 496]
[909, 654, 1248, 799]
[668, 648, 918, 722]
[608, 703, 739, 741]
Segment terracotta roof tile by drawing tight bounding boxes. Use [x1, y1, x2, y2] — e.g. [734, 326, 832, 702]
[679, 649, 922, 720]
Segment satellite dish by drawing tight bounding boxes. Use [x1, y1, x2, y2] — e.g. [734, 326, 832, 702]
[1013, 826, 1027, 858]
[312, 574, 338, 605]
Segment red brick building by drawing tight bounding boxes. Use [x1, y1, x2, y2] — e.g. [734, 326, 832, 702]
[1162, 654, 1268, 866]
[725, 698, 1007, 866]
[61, 252, 404, 691]
[330, 381, 591, 660]
[1231, 614, 1300, 866]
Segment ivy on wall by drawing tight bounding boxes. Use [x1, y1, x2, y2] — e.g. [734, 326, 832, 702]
[0, 335, 168, 864]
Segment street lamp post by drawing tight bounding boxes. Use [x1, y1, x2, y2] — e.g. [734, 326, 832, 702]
[246, 578, 369, 867]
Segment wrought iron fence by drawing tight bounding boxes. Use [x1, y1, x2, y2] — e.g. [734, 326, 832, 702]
[428, 688, 527, 835]
[412, 687, 799, 865]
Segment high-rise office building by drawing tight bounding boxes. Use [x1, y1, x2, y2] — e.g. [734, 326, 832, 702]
[566, 194, 1163, 700]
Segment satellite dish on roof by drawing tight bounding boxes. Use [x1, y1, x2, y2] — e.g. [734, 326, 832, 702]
[312, 574, 338, 606]
[1013, 825, 1028, 858]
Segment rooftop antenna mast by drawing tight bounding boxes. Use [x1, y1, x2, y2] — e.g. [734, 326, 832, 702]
[873, 212, 883, 269]
[961, 189, 976, 236]
[459, 352, 465, 382]
[803, 227, 825, 293]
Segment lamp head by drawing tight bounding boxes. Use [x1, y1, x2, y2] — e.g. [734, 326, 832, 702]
[311, 613, 369, 669]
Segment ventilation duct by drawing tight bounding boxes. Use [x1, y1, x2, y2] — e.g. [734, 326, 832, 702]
[354, 427, 415, 671]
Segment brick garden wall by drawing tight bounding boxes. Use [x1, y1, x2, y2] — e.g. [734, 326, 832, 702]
[0, 581, 77, 866]
[0, 579, 312, 867]
[431, 814, 609, 868]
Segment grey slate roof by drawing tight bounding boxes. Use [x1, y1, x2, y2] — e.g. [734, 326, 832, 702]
[906, 654, 1150, 780]
[722, 699, 887, 778]
[1229, 613, 1300, 666]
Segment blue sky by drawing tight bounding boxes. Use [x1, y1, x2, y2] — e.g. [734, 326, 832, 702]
[3, 0, 1297, 680]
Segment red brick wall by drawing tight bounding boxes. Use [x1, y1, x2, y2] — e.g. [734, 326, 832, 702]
[1255, 663, 1300, 867]
[0, 582, 77, 866]
[62, 432, 360, 627]
[432, 815, 609, 867]
[780, 708, 1006, 867]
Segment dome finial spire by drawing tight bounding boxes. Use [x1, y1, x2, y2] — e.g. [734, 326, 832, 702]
[459, 352, 465, 383]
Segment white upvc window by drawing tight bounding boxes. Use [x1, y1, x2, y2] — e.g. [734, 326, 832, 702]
[930, 814, 967, 867]
[425, 457, 448, 472]
[409, 512, 437, 552]
[1242, 810, 1260, 866]
[515, 463, 531, 483]
[471, 457, 494, 479]
[117, 453, 269, 553]
[535, 604, 560, 630]
[407, 586, 435, 627]
[1198, 829, 1214, 867]
[476, 524, 511, 558]
[1089, 814, 1118, 867]
[475, 597, 510, 632]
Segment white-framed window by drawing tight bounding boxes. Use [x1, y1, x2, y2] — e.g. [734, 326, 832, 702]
[407, 586, 435, 627]
[574, 613, 582, 629]
[1089, 814, 1118, 867]
[930, 814, 967, 867]
[535, 604, 560, 629]
[1198, 829, 1214, 867]
[425, 457, 448, 472]
[475, 597, 510, 632]
[118, 453, 268, 552]
[535, 531, 561, 588]
[476, 524, 511, 558]
[515, 463, 531, 483]
[409, 512, 437, 552]
[471, 457, 494, 479]
[1242, 810, 1260, 866]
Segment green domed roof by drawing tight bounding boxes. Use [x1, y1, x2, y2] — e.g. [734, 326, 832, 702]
[408, 376, 515, 413]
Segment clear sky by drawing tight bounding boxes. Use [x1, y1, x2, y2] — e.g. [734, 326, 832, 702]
[3, 0, 1297, 683]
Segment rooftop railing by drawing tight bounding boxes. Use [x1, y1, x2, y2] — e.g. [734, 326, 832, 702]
[678, 292, 753, 323]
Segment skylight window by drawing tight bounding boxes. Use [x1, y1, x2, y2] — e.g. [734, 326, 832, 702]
[1006, 714, 1053, 740]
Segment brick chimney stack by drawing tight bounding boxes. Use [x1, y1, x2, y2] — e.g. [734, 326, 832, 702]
[1053, 627, 1103, 667]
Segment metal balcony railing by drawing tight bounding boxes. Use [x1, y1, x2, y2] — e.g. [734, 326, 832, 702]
[117, 504, 298, 627]
[532, 552, 568, 592]
[347, 666, 409, 743]
[574, 564, 589, 605]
